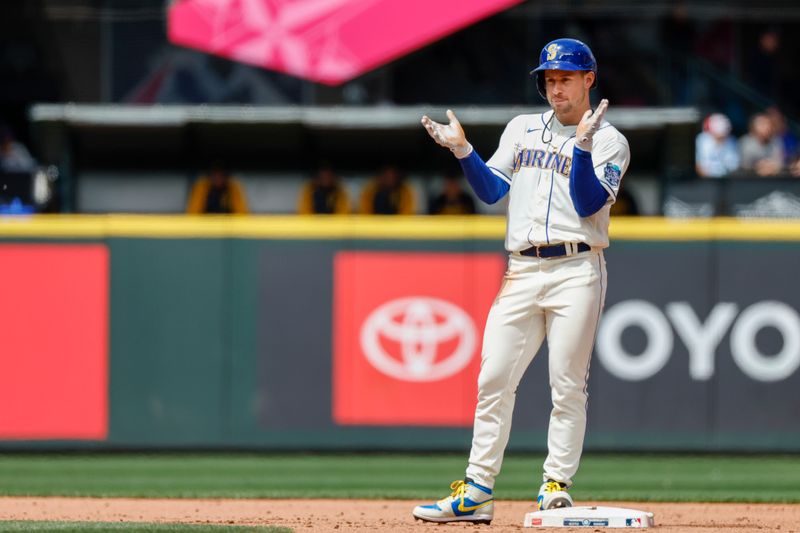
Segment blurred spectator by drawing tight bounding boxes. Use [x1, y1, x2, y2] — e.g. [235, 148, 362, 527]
[747, 29, 781, 102]
[610, 187, 639, 216]
[0, 125, 36, 173]
[428, 171, 476, 215]
[359, 165, 415, 215]
[695, 113, 739, 178]
[297, 164, 349, 214]
[659, 2, 695, 105]
[790, 156, 800, 178]
[739, 113, 784, 176]
[186, 160, 249, 214]
[766, 107, 798, 166]
[695, 19, 734, 70]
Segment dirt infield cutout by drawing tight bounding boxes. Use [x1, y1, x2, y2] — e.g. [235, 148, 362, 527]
[0, 497, 798, 532]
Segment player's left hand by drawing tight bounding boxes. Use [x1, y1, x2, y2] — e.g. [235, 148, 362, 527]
[576, 99, 609, 151]
[421, 110, 473, 159]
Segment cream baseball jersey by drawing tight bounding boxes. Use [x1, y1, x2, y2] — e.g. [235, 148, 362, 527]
[486, 109, 630, 251]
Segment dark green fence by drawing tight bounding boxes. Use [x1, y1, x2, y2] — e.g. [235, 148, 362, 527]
[1, 216, 799, 451]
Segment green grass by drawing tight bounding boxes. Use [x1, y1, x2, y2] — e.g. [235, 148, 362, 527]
[0, 453, 798, 503]
[0, 522, 289, 532]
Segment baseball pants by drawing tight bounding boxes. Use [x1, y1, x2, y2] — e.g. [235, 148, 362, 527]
[465, 250, 607, 489]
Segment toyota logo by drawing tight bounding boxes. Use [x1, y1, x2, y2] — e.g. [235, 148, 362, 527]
[360, 297, 477, 382]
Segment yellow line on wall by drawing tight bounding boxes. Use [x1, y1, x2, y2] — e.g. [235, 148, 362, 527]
[0, 215, 799, 241]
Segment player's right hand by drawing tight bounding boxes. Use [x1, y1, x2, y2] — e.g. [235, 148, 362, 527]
[421, 110, 473, 159]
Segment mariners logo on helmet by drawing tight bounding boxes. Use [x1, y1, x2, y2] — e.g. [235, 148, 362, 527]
[530, 38, 598, 99]
[546, 43, 559, 61]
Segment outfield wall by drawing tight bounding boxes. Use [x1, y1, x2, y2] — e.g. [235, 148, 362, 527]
[1, 216, 799, 451]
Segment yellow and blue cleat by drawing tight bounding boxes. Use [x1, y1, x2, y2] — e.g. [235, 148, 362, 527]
[537, 479, 573, 510]
[412, 478, 493, 524]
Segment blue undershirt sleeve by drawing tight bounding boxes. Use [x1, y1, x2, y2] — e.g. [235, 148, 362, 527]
[458, 150, 510, 205]
[569, 146, 609, 217]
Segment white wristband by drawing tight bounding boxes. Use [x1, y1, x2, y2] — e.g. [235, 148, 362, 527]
[452, 143, 473, 159]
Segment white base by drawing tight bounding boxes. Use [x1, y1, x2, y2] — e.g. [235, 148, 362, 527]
[524, 506, 655, 528]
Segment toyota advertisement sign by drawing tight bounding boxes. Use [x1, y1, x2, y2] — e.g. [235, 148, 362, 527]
[588, 242, 800, 446]
[597, 300, 800, 383]
[333, 252, 504, 426]
[258, 240, 800, 451]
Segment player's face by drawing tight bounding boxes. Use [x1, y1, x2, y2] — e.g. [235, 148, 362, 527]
[544, 70, 593, 121]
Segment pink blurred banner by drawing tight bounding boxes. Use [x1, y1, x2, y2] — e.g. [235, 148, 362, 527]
[168, 0, 523, 85]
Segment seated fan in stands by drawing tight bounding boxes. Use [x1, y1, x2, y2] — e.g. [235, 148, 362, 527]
[187, 159, 249, 214]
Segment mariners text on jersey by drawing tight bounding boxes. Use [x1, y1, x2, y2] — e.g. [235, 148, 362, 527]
[486, 110, 630, 252]
[513, 147, 573, 176]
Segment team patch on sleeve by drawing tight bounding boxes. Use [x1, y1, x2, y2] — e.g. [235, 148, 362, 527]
[603, 163, 622, 187]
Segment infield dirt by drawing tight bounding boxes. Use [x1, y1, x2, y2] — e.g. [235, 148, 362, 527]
[1, 497, 799, 532]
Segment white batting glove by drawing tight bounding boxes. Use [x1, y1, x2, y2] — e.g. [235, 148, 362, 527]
[421, 109, 473, 159]
[575, 99, 609, 151]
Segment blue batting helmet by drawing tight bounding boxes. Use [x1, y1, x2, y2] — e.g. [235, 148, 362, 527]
[530, 38, 598, 99]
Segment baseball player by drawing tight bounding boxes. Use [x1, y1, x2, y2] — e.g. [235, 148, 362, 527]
[412, 38, 630, 524]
